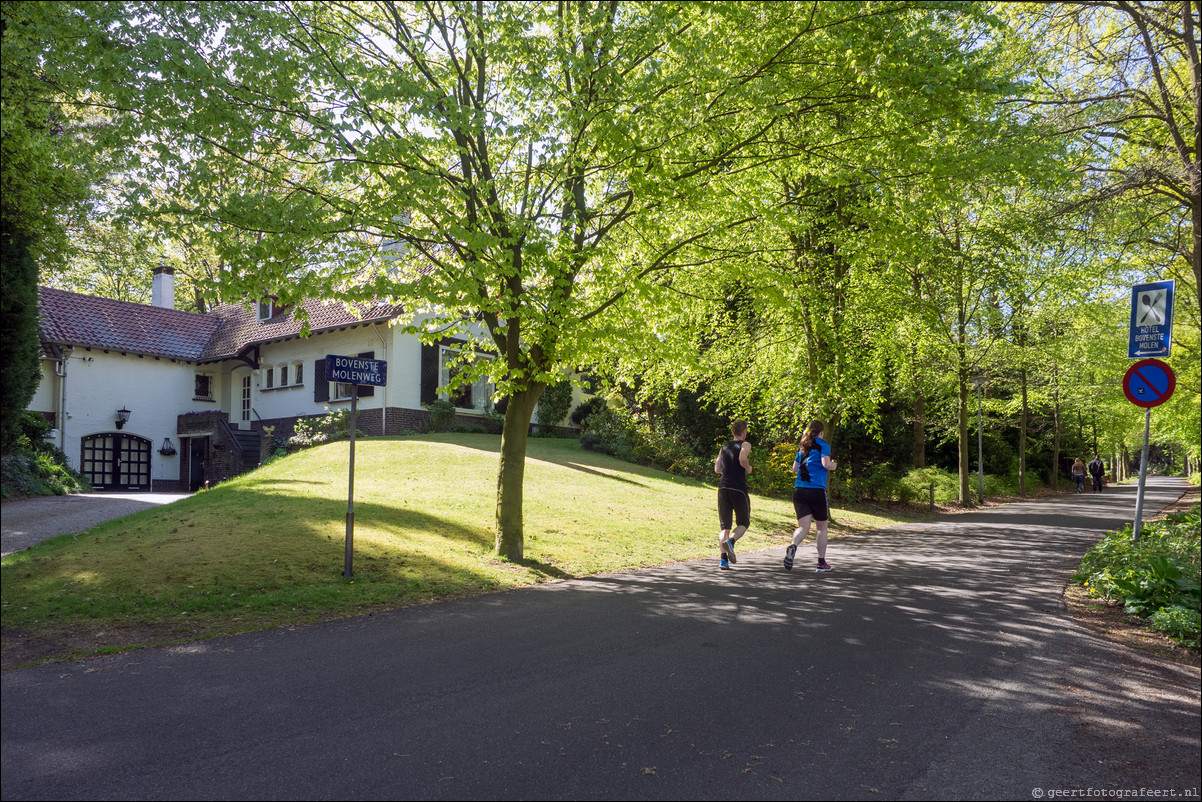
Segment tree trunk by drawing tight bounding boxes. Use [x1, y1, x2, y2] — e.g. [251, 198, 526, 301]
[913, 392, 926, 469]
[1019, 365, 1028, 496]
[1051, 364, 1061, 490]
[956, 264, 970, 505]
[495, 383, 545, 560]
[957, 368, 970, 505]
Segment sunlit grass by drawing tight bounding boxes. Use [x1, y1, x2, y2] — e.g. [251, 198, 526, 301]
[2, 433, 916, 659]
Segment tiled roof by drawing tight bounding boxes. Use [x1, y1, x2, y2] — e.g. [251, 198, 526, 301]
[200, 298, 405, 360]
[38, 286, 222, 360]
[37, 286, 406, 363]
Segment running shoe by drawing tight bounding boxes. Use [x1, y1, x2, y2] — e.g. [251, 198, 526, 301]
[721, 538, 737, 564]
[784, 544, 796, 571]
[719, 557, 730, 570]
[816, 559, 832, 573]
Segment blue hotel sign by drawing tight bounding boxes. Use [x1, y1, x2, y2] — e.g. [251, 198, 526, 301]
[325, 354, 387, 386]
[1127, 280, 1174, 359]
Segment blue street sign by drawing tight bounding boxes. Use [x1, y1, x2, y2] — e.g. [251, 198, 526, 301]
[325, 354, 388, 386]
[1122, 358, 1176, 409]
[1127, 280, 1174, 358]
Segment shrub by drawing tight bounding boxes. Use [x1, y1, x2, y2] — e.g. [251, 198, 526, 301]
[0, 412, 90, 498]
[1, 450, 90, 498]
[536, 380, 574, 429]
[424, 399, 457, 433]
[570, 397, 607, 431]
[1073, 505, 1201, 650]
[748, 443, 797, 499]
[579, 406, 713, 481]
[287, 408, 363, 450]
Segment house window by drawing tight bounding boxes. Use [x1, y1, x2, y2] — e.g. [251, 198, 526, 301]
[279, 364, 288, 387]
[241, 375, 252, 422]
[257, 299, 274, 321]
[439, 346, 492, 410]
[194, 373, 214, 401]
[293, 361, 304, 386]
[327, 351, 376, 401]
[265, 367, 274, 389]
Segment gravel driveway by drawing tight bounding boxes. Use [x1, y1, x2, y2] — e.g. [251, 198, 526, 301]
[0, 492, 192, 556]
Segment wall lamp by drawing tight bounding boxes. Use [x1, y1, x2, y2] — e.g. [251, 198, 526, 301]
[115, 407, 132, 430]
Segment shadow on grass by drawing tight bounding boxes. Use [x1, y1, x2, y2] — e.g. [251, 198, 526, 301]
[559, 461, 649, 487]
[508, 556, 576, 581]
[235, 478, 330, 489]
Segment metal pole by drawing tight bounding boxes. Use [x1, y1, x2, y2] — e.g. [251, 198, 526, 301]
[344, 390, 357, 577]
[976, 381, 984, 502]
[1132, 406, 1151, 542]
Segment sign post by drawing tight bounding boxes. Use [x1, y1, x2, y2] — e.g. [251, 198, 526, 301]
[1122, 358, 1176, 542]
[325, 354, 388, 577]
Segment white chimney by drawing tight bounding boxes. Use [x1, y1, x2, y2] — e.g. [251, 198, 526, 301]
[152, 265, 175, 309]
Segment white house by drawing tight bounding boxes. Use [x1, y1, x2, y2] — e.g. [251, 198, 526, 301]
[32, 267, 575, 492]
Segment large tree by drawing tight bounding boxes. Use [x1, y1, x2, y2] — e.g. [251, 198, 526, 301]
[85, 0, 1009, 556]
[0, 2, 121, 450]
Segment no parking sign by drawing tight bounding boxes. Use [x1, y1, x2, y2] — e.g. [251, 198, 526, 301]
[1122, 358, 1176, 408]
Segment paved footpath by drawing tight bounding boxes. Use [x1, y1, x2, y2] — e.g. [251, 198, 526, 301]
[3, 477, 1199, 801]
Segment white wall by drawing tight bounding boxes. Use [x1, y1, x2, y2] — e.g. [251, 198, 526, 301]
[242, 322, 409, 425]
[55, 350, 202, 482]
[30, 362, 59, 417]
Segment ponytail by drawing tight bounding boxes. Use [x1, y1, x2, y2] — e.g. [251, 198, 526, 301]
[799, 420, 824, 453]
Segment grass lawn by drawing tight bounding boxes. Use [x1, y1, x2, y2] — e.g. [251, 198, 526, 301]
[2, 433, 919, 666]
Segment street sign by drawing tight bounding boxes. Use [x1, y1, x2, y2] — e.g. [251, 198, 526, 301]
[1122, 358, 1176, 409]
[1127, 280, 1174, 358]
[323, 354, 387, 579]
[325, 354, 387, 386]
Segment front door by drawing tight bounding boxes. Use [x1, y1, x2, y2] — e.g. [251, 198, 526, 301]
[188, 437, 206, 491]
[80, 433, 152, 491]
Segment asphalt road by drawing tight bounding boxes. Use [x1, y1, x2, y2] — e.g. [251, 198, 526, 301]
[2, 477, 1199, 801]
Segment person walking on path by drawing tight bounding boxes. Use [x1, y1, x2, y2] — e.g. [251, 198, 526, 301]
[1088, 454, 1106, 493]
[785, 420, 837, 573]
[714, 420, 752, 570]
[1072, 458, 1087, 493]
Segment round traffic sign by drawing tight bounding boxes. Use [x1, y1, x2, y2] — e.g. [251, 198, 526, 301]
[1123, 358, 1176, 408]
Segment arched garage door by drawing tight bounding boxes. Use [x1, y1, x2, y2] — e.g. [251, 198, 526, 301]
[80, 433, 152, 491]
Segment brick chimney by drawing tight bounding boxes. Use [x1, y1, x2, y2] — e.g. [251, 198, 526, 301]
[152, 265, 175, 309]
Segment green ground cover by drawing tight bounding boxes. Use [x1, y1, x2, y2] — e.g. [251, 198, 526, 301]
[1073, 504, 1202, 650]
[2, 434, 914, 662]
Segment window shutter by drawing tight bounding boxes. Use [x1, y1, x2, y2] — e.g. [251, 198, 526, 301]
[356, 351, 375, 397]
[420, 344, 438, 404]
[314, 360, 328, 402]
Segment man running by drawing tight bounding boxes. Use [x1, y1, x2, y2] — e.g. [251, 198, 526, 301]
[715, 420, 752, 570]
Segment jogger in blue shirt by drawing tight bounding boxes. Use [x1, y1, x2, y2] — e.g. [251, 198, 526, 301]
[784, 420, 837, 572]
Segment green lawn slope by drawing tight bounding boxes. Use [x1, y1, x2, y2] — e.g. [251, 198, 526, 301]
[1, 433, 898, 665]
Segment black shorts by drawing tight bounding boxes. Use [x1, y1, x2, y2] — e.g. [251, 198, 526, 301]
[792, 486, 829, 522]
[718, 487, 750, 530]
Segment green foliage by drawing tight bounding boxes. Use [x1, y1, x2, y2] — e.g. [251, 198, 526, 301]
[0, 222, 42, 453]
[571, 397, 607, 431]
[1, 412, 89, 497]
[1073, 505, 1202, 650]
[535, 380, 574, 430]
[748, 444, 798, 499]
[287, 408, 361, 450]
[579, 406, 711, 480]
[424, 400, 457, 434]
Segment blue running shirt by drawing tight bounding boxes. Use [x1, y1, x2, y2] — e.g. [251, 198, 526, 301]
[795, 437, 831, 489]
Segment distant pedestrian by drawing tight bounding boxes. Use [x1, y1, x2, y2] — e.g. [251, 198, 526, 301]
[715, 420, 752, 570]
[1088, 454, 1105, 493]
[784, 420, 837, 573]
[1071, 458, 1086, 493]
